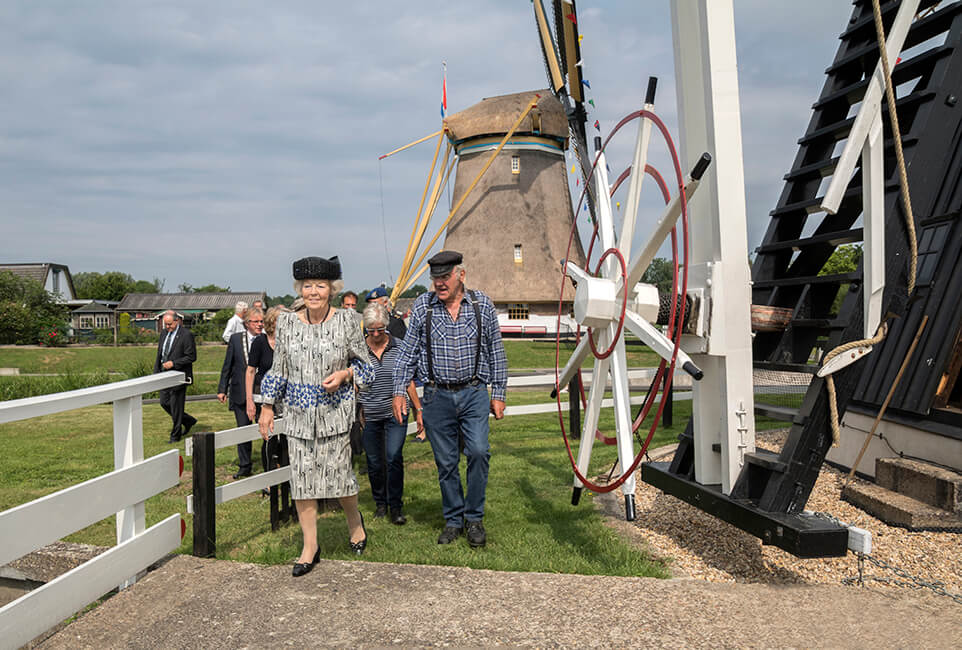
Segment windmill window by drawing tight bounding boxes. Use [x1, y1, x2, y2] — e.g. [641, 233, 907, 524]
[916, 223, 950, 286]
[514, 244, 523, 264]
[511, 156, 520, 174]
[508, 304, 529, 320]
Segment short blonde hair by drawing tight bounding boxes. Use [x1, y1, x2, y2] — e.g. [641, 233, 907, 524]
[243, 307, 264, 324]
[293, 278, 344, 296]
[263, 305, 290, 335]
[362, 303, 390, 330]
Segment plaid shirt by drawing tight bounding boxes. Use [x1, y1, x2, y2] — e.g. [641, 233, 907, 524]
[393, 289, 507, 401]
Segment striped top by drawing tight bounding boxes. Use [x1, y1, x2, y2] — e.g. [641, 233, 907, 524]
[357, 335, 405, 421]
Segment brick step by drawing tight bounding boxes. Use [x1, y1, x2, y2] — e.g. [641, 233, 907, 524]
[841, 482, 962, 530]
[876, 457, 962, 514]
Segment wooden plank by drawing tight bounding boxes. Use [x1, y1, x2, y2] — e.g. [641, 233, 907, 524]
[751, 305, 794, 332]
[0, 371, 184, 424]
[0, 515, 181, 650]
[0, 451, 180, 567]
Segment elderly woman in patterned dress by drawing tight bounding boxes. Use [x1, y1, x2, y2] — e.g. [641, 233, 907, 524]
[258, 256, 375, 577]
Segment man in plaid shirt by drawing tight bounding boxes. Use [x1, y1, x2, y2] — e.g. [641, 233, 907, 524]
[393, 250, 507, 548]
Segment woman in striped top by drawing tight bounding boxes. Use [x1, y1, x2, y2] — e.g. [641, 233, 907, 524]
[357, 302, 423, 526]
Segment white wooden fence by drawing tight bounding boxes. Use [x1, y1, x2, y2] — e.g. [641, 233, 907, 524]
[0, 371, 186, 649]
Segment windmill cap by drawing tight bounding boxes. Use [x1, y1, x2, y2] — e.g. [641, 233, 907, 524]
[428, 250, 463, 277]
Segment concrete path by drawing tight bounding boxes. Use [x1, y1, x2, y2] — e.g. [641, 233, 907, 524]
[40, 554, 961, 648]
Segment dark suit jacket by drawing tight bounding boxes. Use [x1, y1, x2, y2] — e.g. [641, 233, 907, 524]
[218, 331, 257, 409]
[154, 326, 196, 383]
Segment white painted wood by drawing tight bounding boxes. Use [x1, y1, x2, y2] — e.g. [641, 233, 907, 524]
[0, 514, 181, 650]
[0, 371, 184, 424]
[608, 336, 637, 496]
[862, 113, 885, 338]
[623, 310, 696, 369]
[816, 345, 874, 377]
[618, 106, 654, 259]
[113, 397, 145, 560]
[0, 450, 180, 568]
[672, 0, 755, 494]
[574, 353, 610, 488]
[593, 149, 617, 265]
[555, 337, 592, 390]
[187, 466, 292, 514]
[820, 0, 920, 214]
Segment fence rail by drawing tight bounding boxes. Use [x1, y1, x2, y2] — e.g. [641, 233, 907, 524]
[0, 371, 187, 647]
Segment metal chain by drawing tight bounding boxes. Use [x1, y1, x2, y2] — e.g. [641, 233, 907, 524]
[810, 512, 962, 604]
[844, 553, 962, 605]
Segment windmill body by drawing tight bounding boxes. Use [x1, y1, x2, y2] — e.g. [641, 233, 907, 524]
[442, 90, 586, 336]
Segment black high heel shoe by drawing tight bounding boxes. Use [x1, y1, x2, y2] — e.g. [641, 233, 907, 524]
[292, 547, 320, 577]
[350, 513, 367, 555]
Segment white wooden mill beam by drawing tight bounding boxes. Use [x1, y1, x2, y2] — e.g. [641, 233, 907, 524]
[671, 0, 755, 494]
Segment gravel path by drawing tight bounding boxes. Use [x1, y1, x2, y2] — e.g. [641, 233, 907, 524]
[602, 430, 962, 598]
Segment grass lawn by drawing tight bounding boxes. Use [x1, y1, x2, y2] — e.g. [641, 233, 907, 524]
[3, 386, 779, 578]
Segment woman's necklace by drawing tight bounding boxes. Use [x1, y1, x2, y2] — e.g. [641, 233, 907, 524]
[306, 304, 331, 325]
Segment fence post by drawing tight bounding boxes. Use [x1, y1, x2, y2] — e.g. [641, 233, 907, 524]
[113, 395, 145, 589]
[662, 370, 673, 428]
[568, 376, 581, 439]
[192, 431, 216, 558]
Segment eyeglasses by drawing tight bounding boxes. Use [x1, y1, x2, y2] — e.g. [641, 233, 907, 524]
[364, 327, 386, 334]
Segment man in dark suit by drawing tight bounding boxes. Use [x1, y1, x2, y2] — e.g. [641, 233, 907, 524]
[217, 307, 264, 478]
[154, 310, 197, 443]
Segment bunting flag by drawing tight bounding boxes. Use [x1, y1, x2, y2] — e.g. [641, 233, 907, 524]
[566, 12, 576, 24]
[570, 164, 576, 173]
[588, 99, 595, 108]
[575, 59, 583, 67]
[582, 79, 591, 89]
[593, 120, 600, 130]
[440, 62, 448, 118]
[579, 34, 584, 43]
[575, 178, 580, 186]
[616, 201, 621, 210]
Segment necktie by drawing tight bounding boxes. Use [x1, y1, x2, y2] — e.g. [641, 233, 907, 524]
[163, 331, 174, 361]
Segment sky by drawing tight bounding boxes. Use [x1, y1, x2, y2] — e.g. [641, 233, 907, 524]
[0, 1, 854, 297]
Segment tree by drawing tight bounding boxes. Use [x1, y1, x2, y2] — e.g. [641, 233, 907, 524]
[179, 283, 230, 293]
[818, 244, 863, 276]
[400, 284, 429, 298]
[0, 271, 69, 344]
[74, 271, 163, 300]
[641, 257, 676, 294]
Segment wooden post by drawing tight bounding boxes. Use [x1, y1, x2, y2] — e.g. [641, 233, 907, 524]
[568, 376, 581, 440]
[662, 369, 673, 428]
[192, 431, 216, 558]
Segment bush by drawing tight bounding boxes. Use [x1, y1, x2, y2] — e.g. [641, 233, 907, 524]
[40, 325, 68, 347]
[118, 312, 132, 334]
[0, 271, 69, 344]
[190, 321, 223, 343]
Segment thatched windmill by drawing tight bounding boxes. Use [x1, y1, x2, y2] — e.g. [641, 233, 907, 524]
[441, 90, 586, 334]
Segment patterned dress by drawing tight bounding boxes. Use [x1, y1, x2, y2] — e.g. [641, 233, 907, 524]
[260, 309, 374, 499]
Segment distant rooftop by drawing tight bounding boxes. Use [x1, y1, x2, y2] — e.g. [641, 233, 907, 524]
[116, 292, 266, 312]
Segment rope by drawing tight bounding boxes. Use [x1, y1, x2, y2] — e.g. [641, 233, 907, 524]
[824, 321, 888, 444]
[821, 0, 921, 443]
[870, 0, 918, 293]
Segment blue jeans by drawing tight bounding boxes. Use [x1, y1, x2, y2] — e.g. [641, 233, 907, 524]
[422, 383, 490, 527]
[362, 416, 408, 509]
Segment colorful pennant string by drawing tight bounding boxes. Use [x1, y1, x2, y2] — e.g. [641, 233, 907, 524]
[582, 79, 591, 89]
[566, 12, 576, 24]
[593, 120, 600, 130]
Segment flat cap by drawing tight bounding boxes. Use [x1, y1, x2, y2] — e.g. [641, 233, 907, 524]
[367, 286, 388, 300]
[293, 256, 341, 281]
[428, 250, 463, 277]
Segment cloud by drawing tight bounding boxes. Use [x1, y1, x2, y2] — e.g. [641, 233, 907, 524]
[1, 1, 854, 295]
